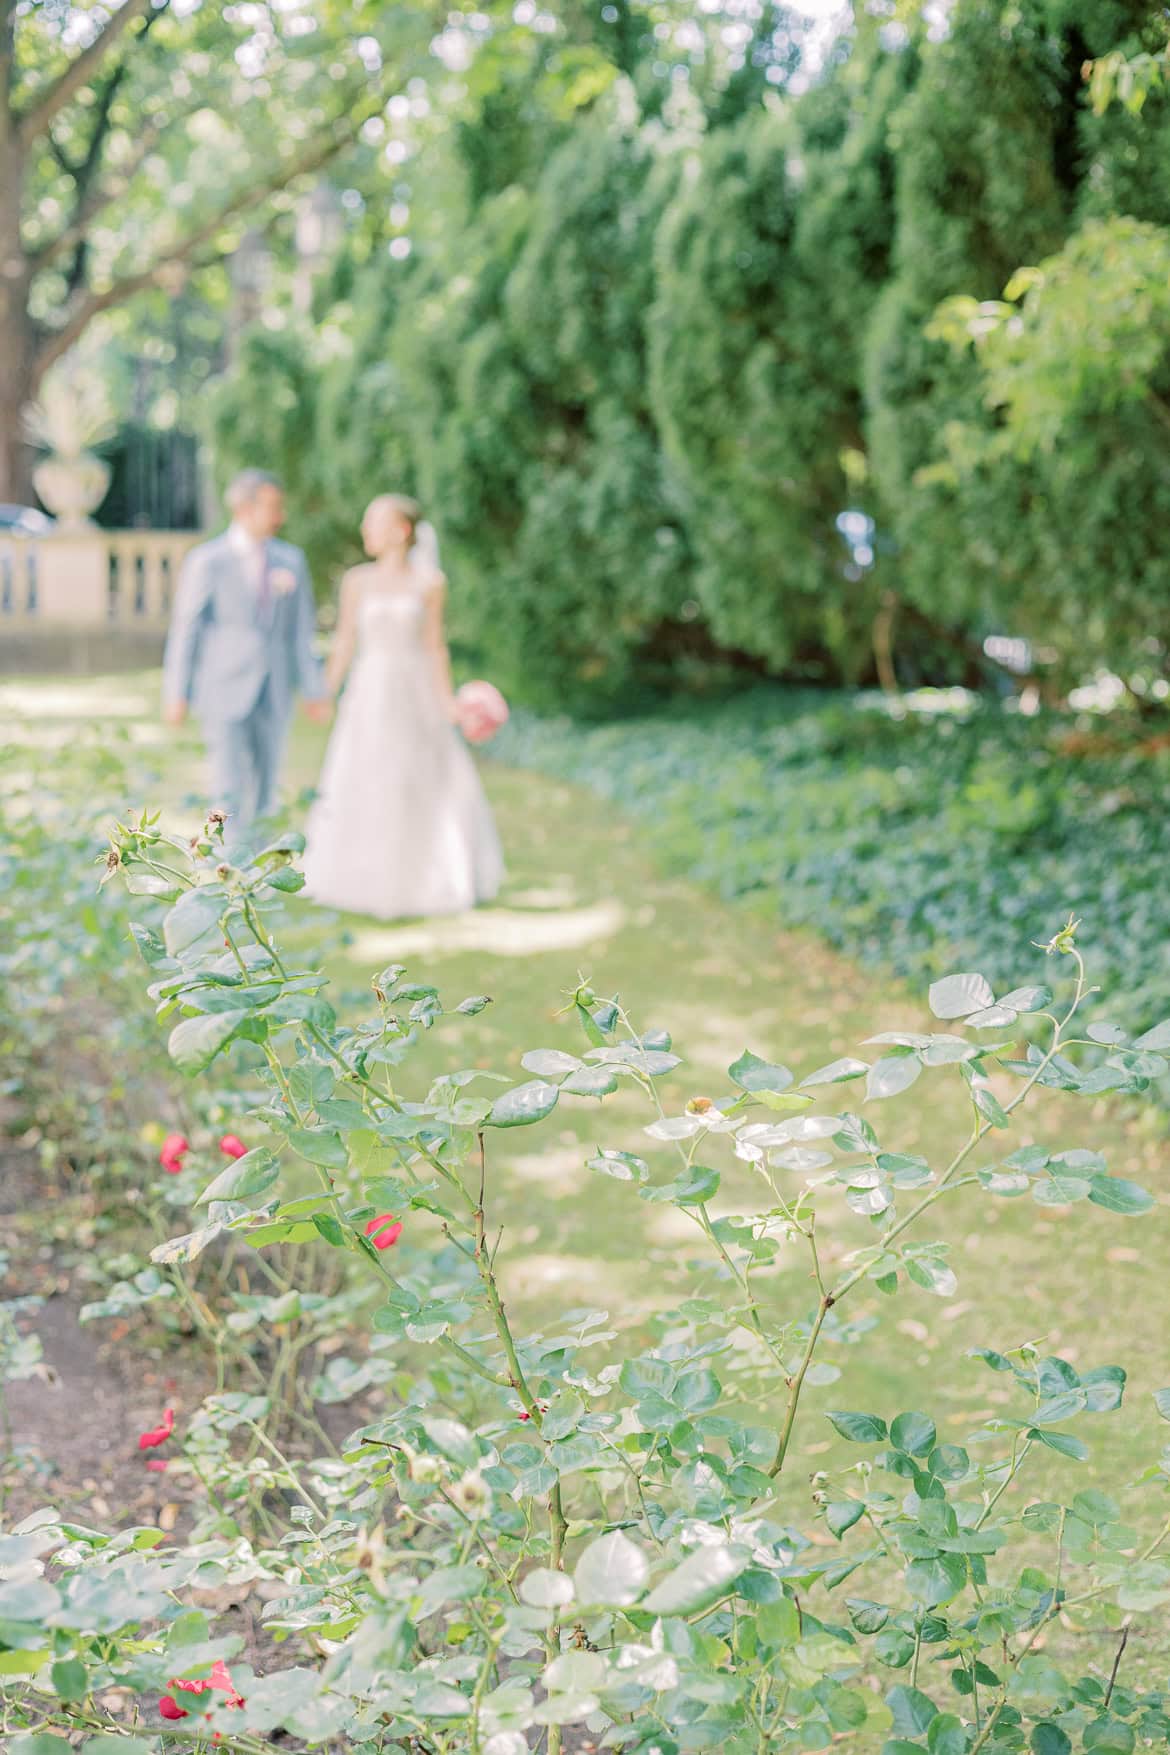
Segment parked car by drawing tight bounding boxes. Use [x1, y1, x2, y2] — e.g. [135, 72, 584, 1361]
[0, 503, 55, 536]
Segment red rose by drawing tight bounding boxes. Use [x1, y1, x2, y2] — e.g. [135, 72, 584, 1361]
[160, 1659, 244, 1721]
[218, 1134, 248, 1160]
[365, 1214, 404, 1251]
[159, 1132, 190, 1174]
[146, 1458, 168, 1473]
[138, 1407, 175, 1451]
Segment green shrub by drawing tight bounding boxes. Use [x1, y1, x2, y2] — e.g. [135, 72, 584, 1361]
[7, 800, 1170, 1755]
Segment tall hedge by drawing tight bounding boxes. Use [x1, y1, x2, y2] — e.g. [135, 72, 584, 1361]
[866, 0, 1170, 676]
[647, 39, 912, 681]
[393, 116, 690, 710]
[206, 0, 1170, 704]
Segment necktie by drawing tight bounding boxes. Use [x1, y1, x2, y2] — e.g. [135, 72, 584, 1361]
[256, 545, 271, 619]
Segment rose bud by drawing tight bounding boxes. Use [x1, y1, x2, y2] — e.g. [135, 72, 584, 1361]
[159, 1133, 189, 1174]
[365, 1214, 404, 1251]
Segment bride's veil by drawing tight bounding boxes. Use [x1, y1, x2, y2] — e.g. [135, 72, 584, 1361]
[411, 519, 441, 577]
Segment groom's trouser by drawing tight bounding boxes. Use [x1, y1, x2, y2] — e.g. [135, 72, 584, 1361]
[204, 679, 285, 846]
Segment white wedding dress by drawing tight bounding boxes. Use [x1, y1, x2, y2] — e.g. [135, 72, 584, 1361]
[302, 577, 503, 920]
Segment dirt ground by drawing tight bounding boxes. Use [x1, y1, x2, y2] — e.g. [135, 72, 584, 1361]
[0, 1127, 600, 1751]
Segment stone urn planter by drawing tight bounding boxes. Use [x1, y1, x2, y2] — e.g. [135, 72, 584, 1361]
[23, 363, 116, 531]
[32, 452, 112, 531]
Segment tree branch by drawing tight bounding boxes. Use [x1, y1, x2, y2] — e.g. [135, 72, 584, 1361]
[32, 82, 390, 382]
[17, 0, 155, 145]
[33, 97, 193, 270]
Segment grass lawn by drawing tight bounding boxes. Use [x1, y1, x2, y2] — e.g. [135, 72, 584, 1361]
[3, 669, 1168, 1691]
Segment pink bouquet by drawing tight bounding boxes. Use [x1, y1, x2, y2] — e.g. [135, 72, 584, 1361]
[455, 679, 509, 745]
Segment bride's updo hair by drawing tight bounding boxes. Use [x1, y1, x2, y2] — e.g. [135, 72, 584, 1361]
[373, 493, 421, 549]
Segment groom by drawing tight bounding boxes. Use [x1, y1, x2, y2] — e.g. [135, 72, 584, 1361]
[162, 469, 329, 845]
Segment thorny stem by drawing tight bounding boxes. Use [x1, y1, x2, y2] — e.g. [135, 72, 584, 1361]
[1104, 1623, 1131, 1708]
[471, 1131, 567, 1754]
[976, 1435, 1032, 1529]
[765, 952, 1091, 1482]
[966, 1509, 1067, 1755]
[244, 1418, 327, 1519]
[259, 1027, 502, 1390]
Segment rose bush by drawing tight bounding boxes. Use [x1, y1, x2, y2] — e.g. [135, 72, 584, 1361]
[3, 806, 1170, 1755]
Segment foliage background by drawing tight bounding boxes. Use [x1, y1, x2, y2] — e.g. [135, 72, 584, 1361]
[202, 0, 1170, 711]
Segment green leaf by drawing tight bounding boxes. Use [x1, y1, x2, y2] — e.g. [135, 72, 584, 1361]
[12, 1738, 74, 1755]
[487, 1080, 560, 1128]
[905, 1253, 958, 1298]
[51, 1658, 88, 1702]
[729, 1050, 793, 1093]
[1134, 1019, 1170, 1051]
[587, 1149, 648, 1183]
[1083, 1719, 1135, 1755]
[561, 1065, 619, 1096]
[867, 1055, 922, 1101]
[891, 1412, 937, 1457]
[846, 1597, 889, 1634]
[168, 1008, 247, 1074]
[928, 973, 995, 1019]
[288, 1128, 348, 1168]
[521, 1048, 582, 1078]
[1031, 1429, 1089, 1461]
[827, 1410, 888, 1444]
[541, 1392, 585, 1443]
[886, 1684, 939, 1738]
[163, 888, 224, 956]
[1031, 1725, 1072, 1755]
[80, 1741, 154, 1755]
[1088, 1175, 1154, 1215]
[801, 1056, 870, 1087]
[312, 1213, 347, 1248]
[573, 1530, 647, 1607]
[1154, 1388, 1170, 1422]
[642, 1541, 750, 1616]
[265, 867, 305, 893]
[875, 1628, 917, 1668]
[197, 1147, 279, 1204]
[927, 1713, 968, 1755]
[520, 1568, 575, 1609]
[826, 1500, 865, 1539]
[1000, 986, 1052, 1014]
[906, 1553, 968, 1605]
[757, 1596, 801, 1647]
[150, 1220, 225, 1264]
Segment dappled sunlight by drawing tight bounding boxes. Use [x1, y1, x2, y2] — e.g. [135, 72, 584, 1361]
[341, 898, 626, 962]
[503, 881, 581, 909]
[501, 1249, 630, 1309]
[0, 680, 155, 723]
[505, 1141, 593, 1190]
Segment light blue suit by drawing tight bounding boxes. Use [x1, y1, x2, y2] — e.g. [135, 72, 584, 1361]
[162, 530, 325, 841]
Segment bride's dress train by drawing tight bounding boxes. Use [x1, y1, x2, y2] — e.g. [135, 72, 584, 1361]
[302, 578, 503, 919]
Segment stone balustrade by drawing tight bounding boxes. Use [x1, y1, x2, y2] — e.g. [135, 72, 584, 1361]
[0, 527, 200, 671]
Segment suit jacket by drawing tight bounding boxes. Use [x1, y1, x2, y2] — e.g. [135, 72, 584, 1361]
[162, 531, 325, 725]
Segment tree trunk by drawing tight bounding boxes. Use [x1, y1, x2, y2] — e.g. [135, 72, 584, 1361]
[0, 135, 36, 505]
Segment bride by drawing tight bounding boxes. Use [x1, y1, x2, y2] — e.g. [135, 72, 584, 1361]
[302, 494, 504, 920]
